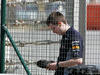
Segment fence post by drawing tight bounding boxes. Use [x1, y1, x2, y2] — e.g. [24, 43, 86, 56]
[0, 0, 6, 73]
[79, 0, 86, 65]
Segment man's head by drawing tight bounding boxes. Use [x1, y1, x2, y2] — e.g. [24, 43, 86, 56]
[46, 12, 70, 35]
[46, 12, 67, 26]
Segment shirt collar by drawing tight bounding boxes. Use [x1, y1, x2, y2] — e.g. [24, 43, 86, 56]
[62, 26, 74, 38]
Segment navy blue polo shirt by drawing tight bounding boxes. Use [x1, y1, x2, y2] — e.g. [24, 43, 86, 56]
[54, 26, 84, 75]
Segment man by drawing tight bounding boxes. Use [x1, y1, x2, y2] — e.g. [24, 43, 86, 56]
[46, 12, 84, 75]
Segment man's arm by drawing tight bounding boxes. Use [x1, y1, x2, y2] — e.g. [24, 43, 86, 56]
[58, 58, 83, 67]
[46, 58, 83, 70]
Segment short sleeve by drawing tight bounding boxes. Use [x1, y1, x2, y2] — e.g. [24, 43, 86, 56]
[71, 39, 82, 58]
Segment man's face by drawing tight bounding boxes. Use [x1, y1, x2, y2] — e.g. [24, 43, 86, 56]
[49, 23, 63, 35]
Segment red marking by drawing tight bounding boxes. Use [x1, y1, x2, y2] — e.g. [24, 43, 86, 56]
[87, 4, 100, 30]
[59, 22, 61, 25]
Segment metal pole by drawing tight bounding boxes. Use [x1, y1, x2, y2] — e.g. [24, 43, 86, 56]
[3, 26, 31, 75]
[79, 0, 86, 65]
[0, 0, 6, 73]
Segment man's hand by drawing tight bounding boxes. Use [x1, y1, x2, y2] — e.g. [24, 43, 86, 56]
[46, 62, 58, 70]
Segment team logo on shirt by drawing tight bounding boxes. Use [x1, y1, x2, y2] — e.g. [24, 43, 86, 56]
[72, 41, 80, 50]
[72, 46, 79, 49]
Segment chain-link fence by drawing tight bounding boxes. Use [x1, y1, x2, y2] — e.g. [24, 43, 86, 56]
[0, 0, 100, 75]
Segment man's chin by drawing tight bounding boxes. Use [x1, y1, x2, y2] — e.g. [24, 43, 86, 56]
[57, 33, 63, 35]
[53, 32, 63, 35]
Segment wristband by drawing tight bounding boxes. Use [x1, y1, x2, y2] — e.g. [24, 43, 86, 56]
[56, 62, 60, 68]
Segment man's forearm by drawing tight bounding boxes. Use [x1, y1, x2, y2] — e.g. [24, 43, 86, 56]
[58, 58, 83, 67]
